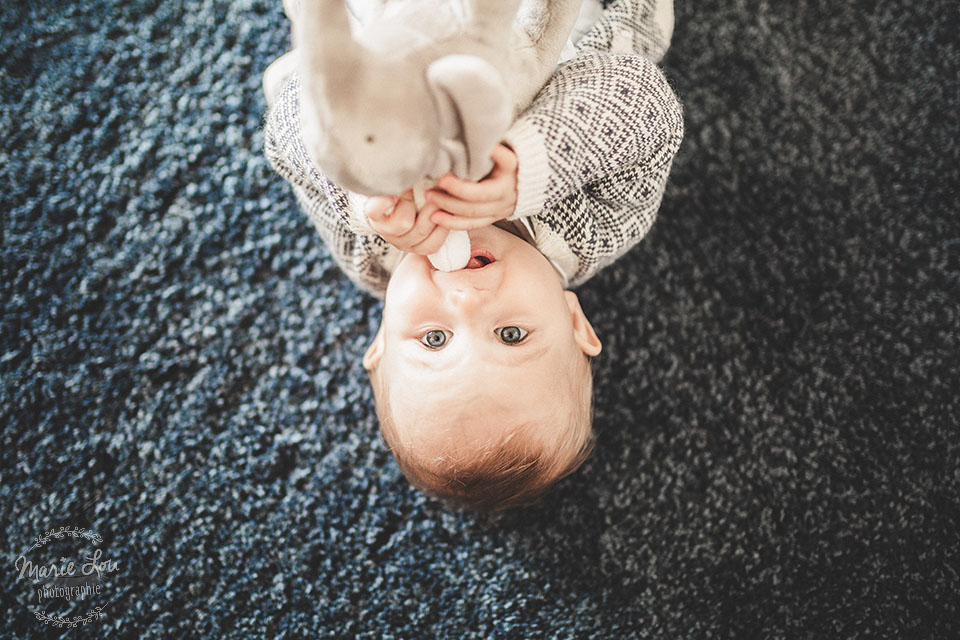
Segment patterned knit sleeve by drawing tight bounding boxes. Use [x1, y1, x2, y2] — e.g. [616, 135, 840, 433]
[263, 74, 398, 298]
[502, 51, 683, 286]
[579, 0, 675, 62]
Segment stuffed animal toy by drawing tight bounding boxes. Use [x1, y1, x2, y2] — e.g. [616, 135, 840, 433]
[271, 0, 582, 270]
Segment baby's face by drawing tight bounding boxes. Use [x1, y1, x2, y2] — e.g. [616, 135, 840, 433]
[364, 225, 602, 451]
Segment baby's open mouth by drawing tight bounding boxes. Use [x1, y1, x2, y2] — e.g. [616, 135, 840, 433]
[465, 251, 495, 270]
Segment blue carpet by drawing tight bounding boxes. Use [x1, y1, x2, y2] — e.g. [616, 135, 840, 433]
[2, 0, 958, 637]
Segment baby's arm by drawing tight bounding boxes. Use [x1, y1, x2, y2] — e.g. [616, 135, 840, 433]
[263, 75, 400, 297]
[506, 50, 684, 285]
[577, 0, 675, 63]
[263, 75, 376, 236]
[426, 0, 679, 240]
[429, 51, 682, 278]
[509, 50, 682, 217]
[503, 0, 680, 226]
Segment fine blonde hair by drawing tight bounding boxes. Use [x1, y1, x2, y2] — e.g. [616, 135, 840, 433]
[369, 355, 595, 512]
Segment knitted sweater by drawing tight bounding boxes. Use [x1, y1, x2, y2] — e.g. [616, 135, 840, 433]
[263, 0, 684, 299]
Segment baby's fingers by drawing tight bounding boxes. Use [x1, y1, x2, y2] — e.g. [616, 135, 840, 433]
[433, 144, 517, 201]
[366, 193, 415, 236]
[434, 173, 493, 202]
[410, 223, 450, 255]
[364, 195, 396, 222]
[489, 143, 519, 176]
[430, 210, 499, 231]
[425, 189, 504, 218]
[402, 199, 444, 247]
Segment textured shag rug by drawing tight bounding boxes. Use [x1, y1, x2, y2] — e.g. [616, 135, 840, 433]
[2, 0, 958, 637]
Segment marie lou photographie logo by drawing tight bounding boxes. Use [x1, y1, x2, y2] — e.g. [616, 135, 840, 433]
[12, 525, 121, 628]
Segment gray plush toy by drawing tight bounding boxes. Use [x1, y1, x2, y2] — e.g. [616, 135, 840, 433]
[267, 0, 582, 270]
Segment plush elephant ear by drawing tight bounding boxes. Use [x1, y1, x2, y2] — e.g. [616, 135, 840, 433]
[426, 55, 513, 181]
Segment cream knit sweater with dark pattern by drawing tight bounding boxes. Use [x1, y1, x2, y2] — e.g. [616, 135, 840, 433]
[264, 0, 684, 298]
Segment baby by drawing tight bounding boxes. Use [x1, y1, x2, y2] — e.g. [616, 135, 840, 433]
[364, 221, 602, 511]
[263, 0, 683, 510]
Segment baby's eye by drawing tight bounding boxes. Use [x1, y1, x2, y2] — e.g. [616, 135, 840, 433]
[496, 326, 528, 344]
[420, 329, 451, 349]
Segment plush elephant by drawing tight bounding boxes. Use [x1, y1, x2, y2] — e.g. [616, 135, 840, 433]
[268, 0, 582, 269]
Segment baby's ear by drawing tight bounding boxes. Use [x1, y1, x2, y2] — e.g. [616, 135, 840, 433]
[564, 291, 602, 357]
[362, 325, 386, 371]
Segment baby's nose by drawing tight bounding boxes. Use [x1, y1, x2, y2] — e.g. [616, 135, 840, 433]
[443, 286, 485, 310]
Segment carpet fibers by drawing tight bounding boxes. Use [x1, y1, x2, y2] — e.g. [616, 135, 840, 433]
[2, 0, 958, 637]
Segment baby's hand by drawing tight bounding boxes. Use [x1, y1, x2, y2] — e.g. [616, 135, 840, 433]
[365, 190, 450, 255]
[426, 144, 519, 230]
